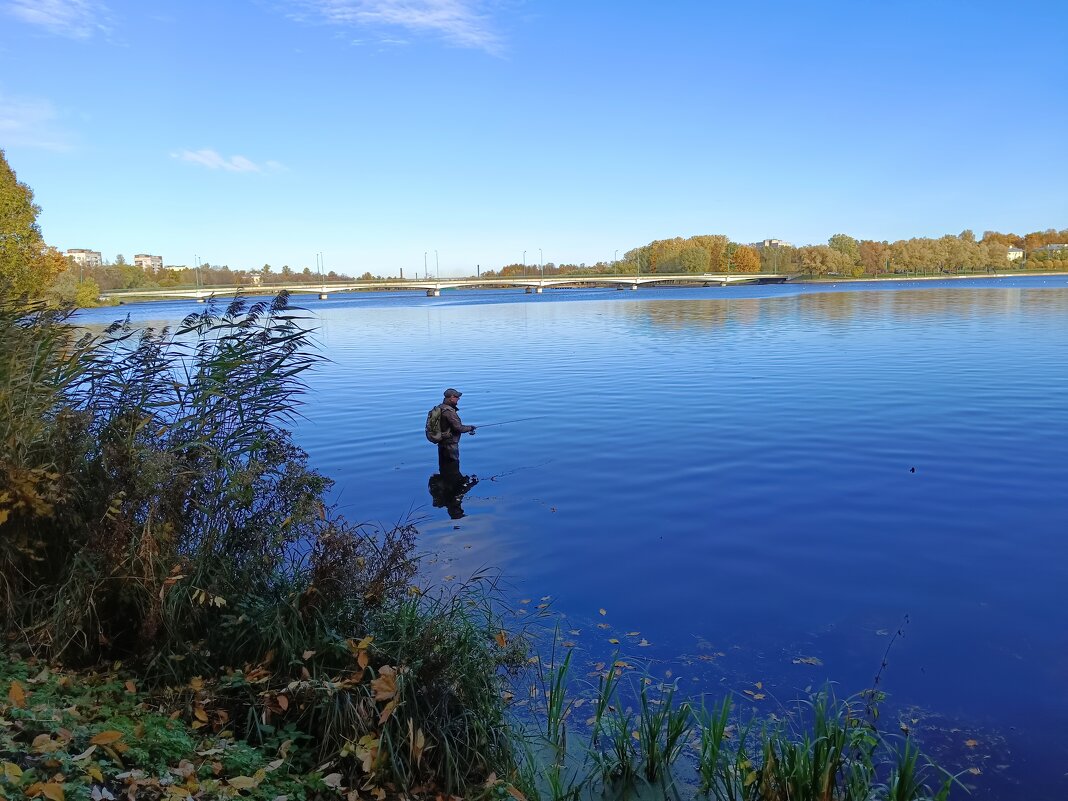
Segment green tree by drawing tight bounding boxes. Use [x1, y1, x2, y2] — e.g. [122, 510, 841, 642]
[114, 253, 127, 266]
[678, 245, 710, 273]
[828, 233, 860, 264]
[0, 149, 65, 296]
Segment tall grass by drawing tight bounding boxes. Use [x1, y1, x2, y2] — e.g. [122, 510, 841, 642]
[0, 289, 521, 796]
[514, 656, 956, 801]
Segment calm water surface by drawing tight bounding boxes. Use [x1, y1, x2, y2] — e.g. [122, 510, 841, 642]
[79, 277, 1068, 800]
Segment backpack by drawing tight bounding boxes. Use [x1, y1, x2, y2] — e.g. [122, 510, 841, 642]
[425, 404, 445, 444]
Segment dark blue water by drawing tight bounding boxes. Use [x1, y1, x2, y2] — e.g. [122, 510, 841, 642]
[78, 277, 1068, 800]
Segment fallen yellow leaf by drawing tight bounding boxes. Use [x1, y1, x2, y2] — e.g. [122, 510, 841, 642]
[7, 681, 26, 708]
[495, 630, 508, 648]
[964, 739, 978, 748]
[89, 730, 124, 746]
[371, 666, 398, 701]
[598, 608, 607, 616]
[227, 776, 260, 790]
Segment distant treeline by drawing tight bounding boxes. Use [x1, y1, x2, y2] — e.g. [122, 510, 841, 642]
[63, 258, 357, 293]
[482, 228, 1068, 280]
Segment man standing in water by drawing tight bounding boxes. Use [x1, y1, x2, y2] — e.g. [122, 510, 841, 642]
[437, 388, 476, 478]
[429, 388, 478, 518]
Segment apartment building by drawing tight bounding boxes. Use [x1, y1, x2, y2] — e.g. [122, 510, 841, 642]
[65, 249, 103, 268]
[134, 253, 164, 271]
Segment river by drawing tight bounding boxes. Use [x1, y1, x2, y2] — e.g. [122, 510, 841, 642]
[77, 275, 1068, 800]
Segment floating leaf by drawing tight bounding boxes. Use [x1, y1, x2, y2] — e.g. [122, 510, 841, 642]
[792, 656, 823, 666]
[964, 739, 978, 748]
[967, 767, 982, 775]
[519, 599, 531, 605]
[598, 608, 607, 616]
[638, 639, 650, 647]
[626, 631, 640, 637]
[608, 638, 620, 644]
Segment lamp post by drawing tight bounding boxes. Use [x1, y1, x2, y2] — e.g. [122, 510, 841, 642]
[194, 254, 201, 292]
[522, 250, 526, 277]
[539, 248, 543, 278]
[435, 249, 439, 279]
[424, 251, 428, 279]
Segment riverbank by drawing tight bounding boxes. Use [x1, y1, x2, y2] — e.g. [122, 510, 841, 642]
[796, 270, 1068, 284]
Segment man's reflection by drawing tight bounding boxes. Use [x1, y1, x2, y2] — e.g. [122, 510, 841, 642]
[428, 465, 478, 519]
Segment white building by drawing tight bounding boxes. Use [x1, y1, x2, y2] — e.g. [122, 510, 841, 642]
[134, 253, 164, 271]
[753, 238, 793, 250]
[66, 249, 102, 268]
[1006, 247, 1024, 261]
[1034, 244, 1068, 254]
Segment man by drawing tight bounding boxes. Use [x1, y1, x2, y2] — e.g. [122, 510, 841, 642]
[437, 388, 476, 478]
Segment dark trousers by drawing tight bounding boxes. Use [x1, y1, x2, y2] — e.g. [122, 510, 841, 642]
[437, 441, 461, 481]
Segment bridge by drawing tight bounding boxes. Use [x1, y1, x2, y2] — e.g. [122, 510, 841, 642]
[100, 273, 792, 303]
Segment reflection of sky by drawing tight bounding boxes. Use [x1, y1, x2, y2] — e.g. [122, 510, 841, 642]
[73, 277, 1068, 800]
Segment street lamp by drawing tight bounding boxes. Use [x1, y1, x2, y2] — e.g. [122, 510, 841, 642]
[424, 251, 428, 279]
[435, 249, 439, 279]
[522, 250, 526, 276]
[194, 254, 201, 292]
[539, 248, 543, 278]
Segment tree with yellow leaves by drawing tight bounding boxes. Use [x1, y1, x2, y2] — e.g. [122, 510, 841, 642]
[0, 149, 66, 297]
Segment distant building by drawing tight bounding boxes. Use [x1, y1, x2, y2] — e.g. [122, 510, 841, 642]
[1006, 246, 1024, 261]
[753, 239, 793, 250]
[134, 253, 164, 271]
[66, 249, 102, 268]
[1034, 244, 1068, 254]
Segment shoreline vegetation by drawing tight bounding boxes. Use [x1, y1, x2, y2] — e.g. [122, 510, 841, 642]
[2, 287, 961, 801]
[4, 145, 1066, 310]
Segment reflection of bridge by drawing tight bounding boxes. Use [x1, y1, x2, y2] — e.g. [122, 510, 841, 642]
[101, 273, 791, 303]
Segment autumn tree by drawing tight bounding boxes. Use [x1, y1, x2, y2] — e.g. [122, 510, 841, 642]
[0, 148, 65, 296]
[731, 245, 761, 273]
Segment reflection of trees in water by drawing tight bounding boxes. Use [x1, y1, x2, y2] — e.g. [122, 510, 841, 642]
[623, 288, 1068, 331]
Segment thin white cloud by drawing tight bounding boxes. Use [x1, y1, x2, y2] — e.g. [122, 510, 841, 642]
[5, 0, 112, 39]
[295, 0, 502, 54]
[171, 149, 285, 173]
[0, 91, 74, 151]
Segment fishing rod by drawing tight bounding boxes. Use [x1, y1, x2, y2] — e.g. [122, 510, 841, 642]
[475, 416, 544, 429]
[484, 459, 554, 482]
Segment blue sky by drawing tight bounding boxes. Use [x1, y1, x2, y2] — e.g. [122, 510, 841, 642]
[2, 0, 1066, 276]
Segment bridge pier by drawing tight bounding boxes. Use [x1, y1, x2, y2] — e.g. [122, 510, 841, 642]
[629, 284, 637, 290]
[196, 297, 206, 303]
[427, 288, 441, 297]
[319, 293, 329, 300]
[525, 287, 532, 294]
[534, 286, 543, 294]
